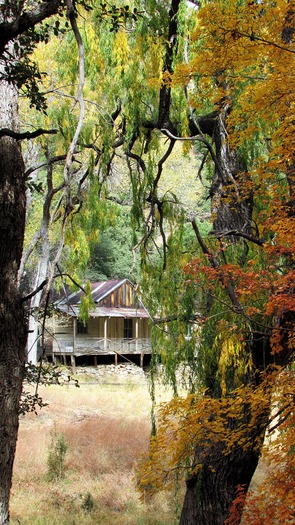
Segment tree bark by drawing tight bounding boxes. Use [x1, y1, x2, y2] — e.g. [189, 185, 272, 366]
[190, 108, 253, 239]
[0, 2, 31, 521]
[179, 103, 260, 524]
[0, 79, 27, 524]
[179, 444, 261, 525]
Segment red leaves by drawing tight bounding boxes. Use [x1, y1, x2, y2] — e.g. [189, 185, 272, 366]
[225, 485, 247, 525]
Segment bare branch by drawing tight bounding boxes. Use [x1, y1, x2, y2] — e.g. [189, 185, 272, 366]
[0, 127, 57, 140]
[161, 127, 227, 183]
[191, 218, 212, 257]
[213, 229, 265, 246]
[220, 27, 295, 55]
[21, 271, 87, 303]
[24, 155, 67, 179]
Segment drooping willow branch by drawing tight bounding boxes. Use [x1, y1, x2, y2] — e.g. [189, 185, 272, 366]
[63, 0, 85, 195]
[43, 0, 85, 297]
[161, 127, 227, 184]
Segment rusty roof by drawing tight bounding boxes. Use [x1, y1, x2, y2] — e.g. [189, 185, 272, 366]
[57, 305, 149, 318]
[55, 279, 149, 318]
[57, 279, 129, 306]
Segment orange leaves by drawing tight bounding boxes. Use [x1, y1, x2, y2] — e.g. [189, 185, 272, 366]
[136, 374, 280, 497]
[137, 367, 295, 523]
[241, 411, 295, 524]
[187, 257, 272, 309]
[225, 485, 247, 525]
[266, 271, 295, 317]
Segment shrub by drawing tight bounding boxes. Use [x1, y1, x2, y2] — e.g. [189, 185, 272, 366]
[46, 432, 68, 482]
[81, 492, 95, 512]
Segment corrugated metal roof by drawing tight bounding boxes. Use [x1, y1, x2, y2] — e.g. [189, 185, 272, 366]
[92, 279, 129, 303]
[55, 280, 149, 318]
[57, 279, 128, 306]
[57, 305, 149, 318]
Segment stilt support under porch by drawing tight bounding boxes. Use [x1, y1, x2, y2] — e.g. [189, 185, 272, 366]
[46, 351, 150, 368]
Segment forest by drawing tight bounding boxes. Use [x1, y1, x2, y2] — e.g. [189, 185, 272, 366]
[0, 1, 294, 524]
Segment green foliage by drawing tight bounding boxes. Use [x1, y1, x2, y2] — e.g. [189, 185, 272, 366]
[85, 205, 140, 280]
[80, 492, 95, 512]
[79, 280, 95, 324]
[95, 1, 142, 32]
[46, 432, 68, 482]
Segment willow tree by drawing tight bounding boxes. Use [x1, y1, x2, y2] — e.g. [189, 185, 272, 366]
[133, 1, 295, 524]
[42, 3, 293, 523]
[73, 0, 294, 523]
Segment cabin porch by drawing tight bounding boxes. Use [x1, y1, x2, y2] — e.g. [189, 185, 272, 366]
[44, 336, 151, 367]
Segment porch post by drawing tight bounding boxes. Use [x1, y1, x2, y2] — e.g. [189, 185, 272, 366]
[104, 318, 108, 351]
[73, 318, 76, 350]
[135, 318, 139, 352]
[72, 318, 76, 367]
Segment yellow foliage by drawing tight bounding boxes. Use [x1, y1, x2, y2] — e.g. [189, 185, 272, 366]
[214, 321, 250, 396]
[114, 30, 130, 75]
[136, 368, 294, 500]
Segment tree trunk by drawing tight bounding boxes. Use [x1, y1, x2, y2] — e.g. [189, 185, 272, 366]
[180, 108, 259, 525]
[0, 47, 27, 525]
[179, 375, 270, 525]
[179, 445, 261, 525]
[211, 110, 253, 237]
[191, 108, 253, 240]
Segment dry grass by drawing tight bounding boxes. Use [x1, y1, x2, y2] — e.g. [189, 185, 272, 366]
[10, 370, 180, 525]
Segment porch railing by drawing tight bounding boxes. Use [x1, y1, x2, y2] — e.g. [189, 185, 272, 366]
[50, 337, 151, 355]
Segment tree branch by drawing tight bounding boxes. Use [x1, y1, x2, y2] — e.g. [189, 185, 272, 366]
[21, 272, 87, 303]
[213, 229, 265, 246]
[0, 127, 57, 140]
[161, 126, 227, 183]
[63, 0, 85, 197]
[24, 154, 67, 179]
[0, 0, 62, 55]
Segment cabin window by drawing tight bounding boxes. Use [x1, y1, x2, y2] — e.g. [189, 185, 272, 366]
[77, 320, 88, 334]
[123, 318, 133, 339]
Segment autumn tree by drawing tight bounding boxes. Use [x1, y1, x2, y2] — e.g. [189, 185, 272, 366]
[134, 1, 295, 524]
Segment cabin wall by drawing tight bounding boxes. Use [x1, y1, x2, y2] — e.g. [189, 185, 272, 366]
[84, 317, 150, 339]
[100, 282, 135, 308]
[54, 316, 73, 336]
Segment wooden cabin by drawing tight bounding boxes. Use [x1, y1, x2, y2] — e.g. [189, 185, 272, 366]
[42, 279, 151, 367]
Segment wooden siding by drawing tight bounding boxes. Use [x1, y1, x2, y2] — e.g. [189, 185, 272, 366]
[100, 281, 135, 308]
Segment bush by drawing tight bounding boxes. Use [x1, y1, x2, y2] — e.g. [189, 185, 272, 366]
[81, 492, 95, 512]
[46, 432, 68, 481]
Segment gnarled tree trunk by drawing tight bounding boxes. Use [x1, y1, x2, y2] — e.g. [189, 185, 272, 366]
[0, 80, 27, 523]
[0, 5, 27, 520]
[179, 439, 262, 525]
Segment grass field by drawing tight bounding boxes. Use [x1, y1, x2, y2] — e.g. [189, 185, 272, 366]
[10, 367, 181, 525]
